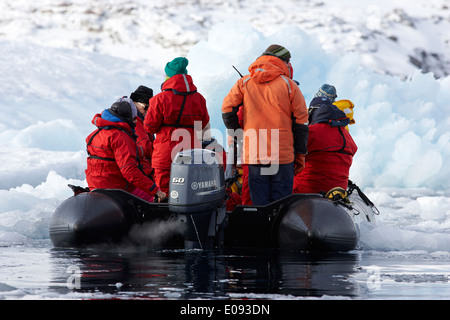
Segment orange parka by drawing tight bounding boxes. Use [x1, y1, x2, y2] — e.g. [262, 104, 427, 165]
[222, 55, 309, 165]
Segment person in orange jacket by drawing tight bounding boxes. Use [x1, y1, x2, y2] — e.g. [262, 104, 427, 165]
[144, 57, 210, 194]
[85, 101, 166, 202]
[222, 45, 309, 205]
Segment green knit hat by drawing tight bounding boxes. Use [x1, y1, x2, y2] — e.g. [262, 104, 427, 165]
[262, 44, 291, 62]
[165, 57, 189, 78]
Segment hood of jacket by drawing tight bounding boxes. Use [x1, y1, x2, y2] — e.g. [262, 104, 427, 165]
[91, 110, 135, 135]
[248, 55, 290, 84]
[162, 73, 197, 94]
[309, 97, 350, 127]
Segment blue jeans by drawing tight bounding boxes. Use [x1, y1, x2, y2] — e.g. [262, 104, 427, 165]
[248, 162, 294, 206]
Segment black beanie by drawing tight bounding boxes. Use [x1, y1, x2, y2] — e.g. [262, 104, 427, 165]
[130, 85, 153, 104]
[108, 101, 136, 129]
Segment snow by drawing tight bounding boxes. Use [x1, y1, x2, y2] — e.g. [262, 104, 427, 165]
[0, 0, 449, 253]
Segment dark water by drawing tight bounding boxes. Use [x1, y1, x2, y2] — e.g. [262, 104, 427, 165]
[1, 240, 449, 307]
[50, 246, 361, 299]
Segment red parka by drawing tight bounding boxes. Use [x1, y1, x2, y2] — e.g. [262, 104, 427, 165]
[144, 74, 210, 170]
[85, 111, 159, 196]
[293, 99, 357, 194]
[134, 115, 154, 176]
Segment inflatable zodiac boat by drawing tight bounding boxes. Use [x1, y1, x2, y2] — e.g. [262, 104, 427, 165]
[49, 149, 379, 252]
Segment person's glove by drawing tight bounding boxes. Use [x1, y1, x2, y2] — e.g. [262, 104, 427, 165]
[154, 189, 167, 203]
[294, 154, 306, 175]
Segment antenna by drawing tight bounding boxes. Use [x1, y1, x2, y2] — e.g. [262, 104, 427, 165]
[232, 65, 244, 78]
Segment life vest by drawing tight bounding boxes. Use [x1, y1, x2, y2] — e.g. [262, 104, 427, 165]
[333, 99, 355, 131]
[293, 102, 357, 194]
[85, 113, 158, 195]
[144, 74, 210, 170]
[86, 125, 146, 175]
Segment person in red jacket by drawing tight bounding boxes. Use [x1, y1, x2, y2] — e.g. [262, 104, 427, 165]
[115, 95, 154, 179]
[127, 85, 156, 178]
[85, 101, 166, 202]
[227, 107, 252, 205]
[144, 57, 210, 194]
[293, 96, 358, 194]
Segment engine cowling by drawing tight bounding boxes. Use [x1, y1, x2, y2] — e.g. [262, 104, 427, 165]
[169, 149, 226, 249]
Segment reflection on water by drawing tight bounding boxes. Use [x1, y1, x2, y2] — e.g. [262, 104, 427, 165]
[49, 246, 362, 299]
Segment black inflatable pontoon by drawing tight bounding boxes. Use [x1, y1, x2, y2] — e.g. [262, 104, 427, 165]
[49, 149, 378, 252]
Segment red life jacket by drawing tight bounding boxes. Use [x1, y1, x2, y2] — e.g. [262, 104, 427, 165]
[293, 103, 358, 194]
[85, 112, 158, 196]
[134, 115, 154, 176]
[144, 74, 210, 170]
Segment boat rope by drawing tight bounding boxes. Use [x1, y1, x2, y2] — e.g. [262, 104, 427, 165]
[347, 180, 380, 215]
[190, 215, 203, 250]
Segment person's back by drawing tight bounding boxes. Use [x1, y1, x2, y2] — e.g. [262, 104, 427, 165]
[293, 97, 357, 194]
[222, 45, 309, 205]
[85, 101, 164, 201]
[144, 57, 210, 193]
[241, 55, 305, 164]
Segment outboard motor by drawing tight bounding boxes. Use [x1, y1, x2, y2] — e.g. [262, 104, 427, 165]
[169, 149, 227, 249]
